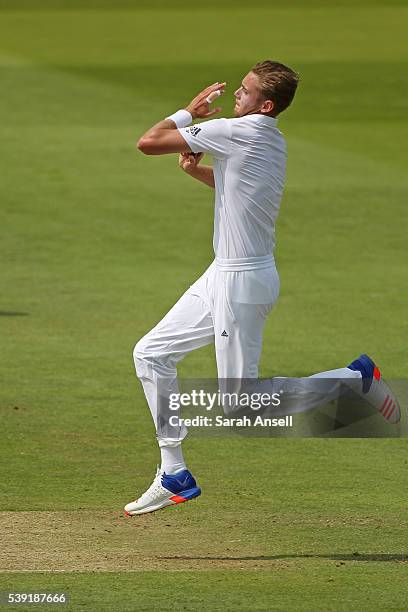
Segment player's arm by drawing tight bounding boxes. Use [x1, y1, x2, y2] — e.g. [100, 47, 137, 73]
[179, 153, 215, 188]
[137, 118, 191, 155]
[137, 82, 225, 156]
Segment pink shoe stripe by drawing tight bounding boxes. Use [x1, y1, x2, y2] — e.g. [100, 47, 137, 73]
[384, 401, 395, 419]
[385, 405, 395, 420]
[383, 399, 394, 418]
[380, 396, 390, 414]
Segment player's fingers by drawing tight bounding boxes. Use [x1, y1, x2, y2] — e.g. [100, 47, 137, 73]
[201, 81, 220, 94]
[208, 81, 226, 94]
[191, 153, 203, 164]
[204, 106, 222, 117]
[199, 82, 226, 101]
[206, 90, 223, 104]
[179, 153, 191, 166]
[205, 81, 225, 91]
[194, 153, 204, 165]
[204, 84, 226, 100]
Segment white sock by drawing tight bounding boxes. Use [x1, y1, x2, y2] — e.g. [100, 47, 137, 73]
[160, 444, 187, 474]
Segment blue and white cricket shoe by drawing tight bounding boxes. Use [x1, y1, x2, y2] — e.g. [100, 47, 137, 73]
[124, 467, 201, 516]
[348, 354, 401, 423]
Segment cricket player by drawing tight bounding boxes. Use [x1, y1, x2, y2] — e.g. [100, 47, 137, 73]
[124, 61, 400, 516]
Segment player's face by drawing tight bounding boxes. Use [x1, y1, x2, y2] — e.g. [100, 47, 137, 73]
[234, 72, 266, 117]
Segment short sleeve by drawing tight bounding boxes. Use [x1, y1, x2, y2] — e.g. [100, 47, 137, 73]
[178, 118, 232, 159]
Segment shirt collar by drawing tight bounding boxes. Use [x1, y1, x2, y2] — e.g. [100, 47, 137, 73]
[253, 113, 277, 126]
[243, 113, 277, 127]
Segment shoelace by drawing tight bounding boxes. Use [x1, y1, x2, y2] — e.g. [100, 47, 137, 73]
[138, 468, 166, 503]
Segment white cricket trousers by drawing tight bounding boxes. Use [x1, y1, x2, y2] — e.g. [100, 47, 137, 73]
[133, 256, 280, 446]
[133, 256, 361, 446]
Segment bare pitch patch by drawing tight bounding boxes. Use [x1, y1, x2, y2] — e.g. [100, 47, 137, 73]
[2, 511, 407, 572]
[0, 510, 300, 572]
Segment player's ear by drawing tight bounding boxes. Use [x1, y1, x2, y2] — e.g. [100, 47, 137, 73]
[260, 99, 274, 114]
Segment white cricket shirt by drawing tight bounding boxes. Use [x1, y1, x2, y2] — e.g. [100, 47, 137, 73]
[179, 114, 287, 263]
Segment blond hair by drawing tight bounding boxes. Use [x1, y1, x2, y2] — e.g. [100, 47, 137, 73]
[251, 60, 299, 115]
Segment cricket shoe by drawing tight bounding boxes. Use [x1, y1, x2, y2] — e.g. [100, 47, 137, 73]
[124, 467, 201, 516]
[347, 354, 401, 423]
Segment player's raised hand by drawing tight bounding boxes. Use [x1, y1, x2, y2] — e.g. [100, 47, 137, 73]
[185, 82, 226, 119]
[179, 152, 204, 173]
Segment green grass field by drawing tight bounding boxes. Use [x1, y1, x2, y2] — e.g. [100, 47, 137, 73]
[1, 1, 407, 609]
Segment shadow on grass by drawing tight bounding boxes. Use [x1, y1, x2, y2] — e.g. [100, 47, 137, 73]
[0, 311, 29, 316]
[162, 553, 408, 562]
